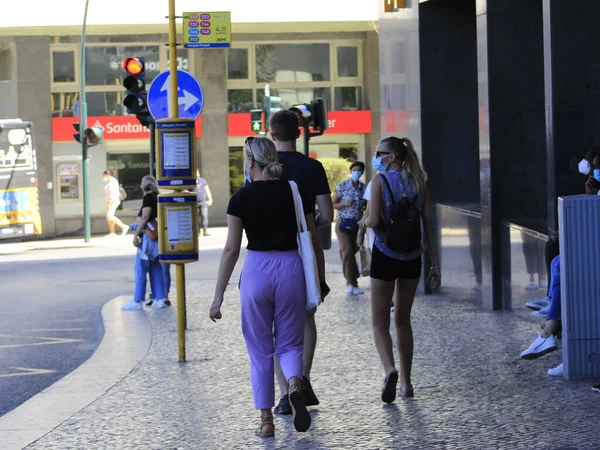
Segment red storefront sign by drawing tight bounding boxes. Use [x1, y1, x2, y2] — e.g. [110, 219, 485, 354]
[52, 116, 204, 141]
[52, 111, 371, 141]
[227, 110, 372, 136]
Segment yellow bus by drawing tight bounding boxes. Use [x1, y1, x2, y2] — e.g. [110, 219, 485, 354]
[0, 120, 42, 238]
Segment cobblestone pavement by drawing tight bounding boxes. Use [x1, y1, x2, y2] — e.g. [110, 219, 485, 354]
[28, 273, 599, 450]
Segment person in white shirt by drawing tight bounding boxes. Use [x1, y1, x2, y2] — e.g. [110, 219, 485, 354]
[103, 170, 129, 236]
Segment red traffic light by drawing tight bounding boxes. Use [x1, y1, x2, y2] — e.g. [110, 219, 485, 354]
[122, 57, 144, 76]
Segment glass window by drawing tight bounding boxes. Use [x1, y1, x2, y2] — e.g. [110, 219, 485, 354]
[107, 154, 150, 203]
[334, 87, 362, 111]
[228, 89, 254, 112]
[337, 47, 358, 78]
[53, 50, 75, 83]
[167, 48, 191, 72]
[51, 92, 79, 117]
[256, 88, 331, 111]
[228, 48, 249, 80]
[85, 45, 160, 86]
[87, 92, 126, 116]
[256, 44, 330, 83]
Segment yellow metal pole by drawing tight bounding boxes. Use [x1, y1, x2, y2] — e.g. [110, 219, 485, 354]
[176, 264, 186, 362]
[168, 0, 179, 120]
[168, 0, 187, 363]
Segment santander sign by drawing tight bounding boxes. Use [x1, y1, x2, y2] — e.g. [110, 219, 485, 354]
[52, 111, 371, 141]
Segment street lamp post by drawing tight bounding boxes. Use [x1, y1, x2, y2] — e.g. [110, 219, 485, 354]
[81, 0, 91, 242]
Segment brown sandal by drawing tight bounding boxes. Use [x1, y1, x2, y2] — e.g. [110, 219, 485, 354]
[255, 413, 275, 438]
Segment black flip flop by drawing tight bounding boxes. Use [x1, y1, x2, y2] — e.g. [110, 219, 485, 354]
[381, 371, 398, 404]
[289, 390, 311, 432]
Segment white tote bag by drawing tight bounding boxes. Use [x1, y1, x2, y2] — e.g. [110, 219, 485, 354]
[289, 181, 322, 310]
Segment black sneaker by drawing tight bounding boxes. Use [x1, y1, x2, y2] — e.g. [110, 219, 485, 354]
[592, 383, 600, 393]
[303, 376, 320, 406]
[273, 395, 292, 415]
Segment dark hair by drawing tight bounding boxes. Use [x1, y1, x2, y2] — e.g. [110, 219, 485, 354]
[270, 110, 299, 142]
[103, 169, 115, 176]
[350, 161, 365, 172]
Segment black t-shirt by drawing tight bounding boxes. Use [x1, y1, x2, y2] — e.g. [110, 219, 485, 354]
[227, 180, 311, 251]
[138, 193, 158, 221]
[277, 151, 331, 213]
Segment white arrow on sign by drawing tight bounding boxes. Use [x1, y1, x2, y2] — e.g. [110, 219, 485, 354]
[160, 75, 200, 116]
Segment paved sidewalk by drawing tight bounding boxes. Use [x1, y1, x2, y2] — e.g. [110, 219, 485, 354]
[7, 270, 596, 449]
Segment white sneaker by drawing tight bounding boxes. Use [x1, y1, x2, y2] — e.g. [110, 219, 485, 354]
[352, 286, 365, 295]
[526, 297, 551, 311]
[532, 304, 551, 318]
[521, 335, 558, 360]
[152, 298, 167, 309]
[548, 363, 563, 376]
[473, 283, 483, 292]
[525, 283, 539, 291]
[346, 284, 354, 294]
[539, 280, 548, 290]
[121, 300, 143, 311]
[121, 225, 130, 236]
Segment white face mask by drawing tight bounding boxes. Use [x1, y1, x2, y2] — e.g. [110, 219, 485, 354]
[579, 159, 591, 175]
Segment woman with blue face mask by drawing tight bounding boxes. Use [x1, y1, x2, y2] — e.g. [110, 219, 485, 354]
[332, 161, 367, 294]
[359, 136, 440, 403]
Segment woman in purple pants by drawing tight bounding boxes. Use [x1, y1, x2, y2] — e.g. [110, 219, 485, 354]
[209, 137, 321, 438]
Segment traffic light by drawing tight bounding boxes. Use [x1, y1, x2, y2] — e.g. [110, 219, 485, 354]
[289, 98, 329, 136]
[263, 85, 282, 134]
[250, 109, 263, 133]
[122, 57, 153, 127]
[73, 122, 81, 143]
[72, 123, 103, 147]
[84, 127, 103, 146]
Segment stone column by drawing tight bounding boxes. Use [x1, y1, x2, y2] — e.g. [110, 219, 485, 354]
[15, 36, 55, 236]
[194, 49, 229, 227]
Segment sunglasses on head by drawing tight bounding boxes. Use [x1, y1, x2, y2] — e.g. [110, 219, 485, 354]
[245, 136, 255, 146]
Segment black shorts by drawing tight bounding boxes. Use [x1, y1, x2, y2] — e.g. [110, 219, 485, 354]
[370, 245, 422, 281]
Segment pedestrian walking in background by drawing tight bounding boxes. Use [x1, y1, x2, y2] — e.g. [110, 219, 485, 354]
[268, 110, 332, 416]
[193, 169, 213, 237]
[103, 170, 129, 236]
[121, 175, 168, 311]
[332, 161, 367, 294]
[360, 136, 440, 403]
[209, 137, 320, 437]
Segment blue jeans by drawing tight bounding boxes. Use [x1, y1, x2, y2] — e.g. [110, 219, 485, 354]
[134, 252, 165, 302]
[548, 255, 561, 321]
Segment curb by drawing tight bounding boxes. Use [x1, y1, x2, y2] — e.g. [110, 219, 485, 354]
[0, 296, 152, 450]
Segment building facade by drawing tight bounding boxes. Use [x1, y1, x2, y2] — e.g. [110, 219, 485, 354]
[0, 1, 380, 236]
[378, 0, 600, 310]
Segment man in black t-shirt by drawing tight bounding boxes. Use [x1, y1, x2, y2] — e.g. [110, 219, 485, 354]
[269, 110, 333, 415]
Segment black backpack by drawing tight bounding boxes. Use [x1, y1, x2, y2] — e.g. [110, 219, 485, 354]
[380, 174, 421, 252]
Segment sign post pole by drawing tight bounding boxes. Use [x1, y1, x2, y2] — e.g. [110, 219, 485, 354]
[80, 0, 91, 243]
[168, 0, 187, 363]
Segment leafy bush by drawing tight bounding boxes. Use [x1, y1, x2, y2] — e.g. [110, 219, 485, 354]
[318, 158, 351, 193]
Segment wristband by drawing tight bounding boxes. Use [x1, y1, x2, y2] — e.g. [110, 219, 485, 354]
[430, 266, 440, 270]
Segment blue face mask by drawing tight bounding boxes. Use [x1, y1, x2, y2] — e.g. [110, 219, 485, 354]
[594, 169, 600, 182]
[351, 170, 363, 182]
[371, 155, 389, 172]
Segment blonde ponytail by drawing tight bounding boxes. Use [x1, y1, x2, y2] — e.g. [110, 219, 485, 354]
[402, 138, 428, 194]
[246, 137, 283, 180]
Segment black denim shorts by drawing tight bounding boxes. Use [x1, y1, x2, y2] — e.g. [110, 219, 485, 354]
[370, 245, 422, 281]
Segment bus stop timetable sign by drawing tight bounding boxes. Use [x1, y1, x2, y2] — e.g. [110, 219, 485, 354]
[183, 12, 231, 49]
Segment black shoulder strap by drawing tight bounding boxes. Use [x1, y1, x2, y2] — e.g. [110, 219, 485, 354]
[380, 174, 397, 205]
